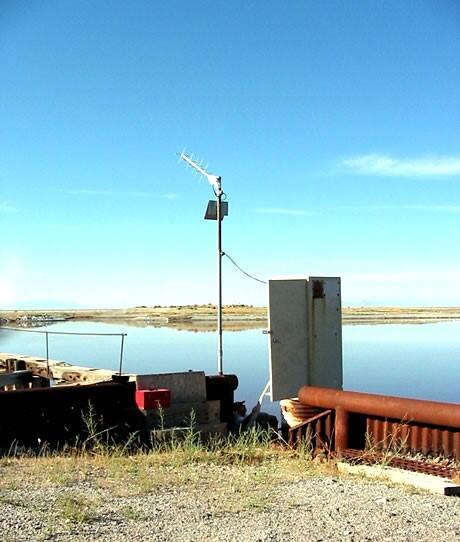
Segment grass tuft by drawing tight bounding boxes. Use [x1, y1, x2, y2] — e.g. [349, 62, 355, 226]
[56, 494, 97, 524]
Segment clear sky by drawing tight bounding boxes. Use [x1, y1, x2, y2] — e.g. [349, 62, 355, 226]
[1, 1, 459, 309]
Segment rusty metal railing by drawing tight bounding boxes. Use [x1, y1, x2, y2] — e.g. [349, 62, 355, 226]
[287, 387, 460, 477]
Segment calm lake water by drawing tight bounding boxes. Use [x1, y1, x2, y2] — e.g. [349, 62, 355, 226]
[1, 321, 459, 416]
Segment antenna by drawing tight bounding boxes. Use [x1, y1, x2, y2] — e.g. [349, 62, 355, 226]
[178, 151, 226, 375]
[179, 152, 221, 193]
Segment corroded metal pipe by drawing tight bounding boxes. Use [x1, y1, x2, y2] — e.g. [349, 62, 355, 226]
[298, 386, 460, 430]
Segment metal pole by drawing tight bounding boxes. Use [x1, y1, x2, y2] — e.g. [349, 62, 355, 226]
[45, 331, 50, 377]
[177, 152, 225, 375]
[118, 334, 125, 375]
[216, 180, 223, 375]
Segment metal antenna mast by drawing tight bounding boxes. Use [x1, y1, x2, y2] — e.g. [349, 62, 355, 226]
[179, 152, 226, 375]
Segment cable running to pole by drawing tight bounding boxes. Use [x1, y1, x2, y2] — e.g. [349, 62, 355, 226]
[222, 252, 267, 285]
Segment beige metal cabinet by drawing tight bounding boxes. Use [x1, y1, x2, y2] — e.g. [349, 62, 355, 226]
[268, 277, 343, 401]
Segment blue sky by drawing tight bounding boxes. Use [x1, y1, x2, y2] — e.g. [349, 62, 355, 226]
[1, 0, 459, 308]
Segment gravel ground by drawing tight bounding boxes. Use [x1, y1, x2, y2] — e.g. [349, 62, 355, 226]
[1, 459, 459, 542]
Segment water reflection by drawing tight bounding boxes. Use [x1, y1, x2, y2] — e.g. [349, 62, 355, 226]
[1, 321, 459, 412]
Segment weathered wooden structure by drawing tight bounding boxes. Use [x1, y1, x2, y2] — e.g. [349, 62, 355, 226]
[0, 352, 116, 384]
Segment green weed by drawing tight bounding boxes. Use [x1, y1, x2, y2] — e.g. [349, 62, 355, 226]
[120, 505, 146, 521]
[56, 494, 96, 524]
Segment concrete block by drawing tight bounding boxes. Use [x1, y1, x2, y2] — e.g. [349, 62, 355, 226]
[198, 421, 228, 439]
[138, 399, 221, 429]
[140, 401, 209, 428]
[208, 400, 221, 423]
[337, 462, 460, 496]
[151, 422, 228, 443]
[136, 371, 207, 403]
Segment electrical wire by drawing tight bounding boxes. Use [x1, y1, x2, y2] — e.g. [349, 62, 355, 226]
[222, 252, 267, 285]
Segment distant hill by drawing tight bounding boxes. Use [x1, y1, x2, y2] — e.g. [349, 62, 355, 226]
[0, 300, 87, 310]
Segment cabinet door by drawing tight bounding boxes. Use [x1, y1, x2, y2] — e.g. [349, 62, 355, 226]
[308, 277, 343, 390]
[268, 278, 309, 401]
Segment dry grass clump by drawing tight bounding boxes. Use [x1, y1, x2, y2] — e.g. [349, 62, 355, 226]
[0, 422, 331, 502]
[0, 405, 339, 512]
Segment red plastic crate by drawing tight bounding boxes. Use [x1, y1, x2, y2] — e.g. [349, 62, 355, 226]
[135, 389, 171, 410]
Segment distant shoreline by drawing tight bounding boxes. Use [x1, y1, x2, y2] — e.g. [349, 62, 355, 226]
[1, 305, 460, 329]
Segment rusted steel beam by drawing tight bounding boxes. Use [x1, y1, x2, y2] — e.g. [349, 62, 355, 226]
[342, 448, 458, 480]
[363, 417, 458, 458]
[298, 386, 460, 429]
[289, 409, 332, 432]
[288, 410, 334, 451]
[335, 406, 349, 453]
